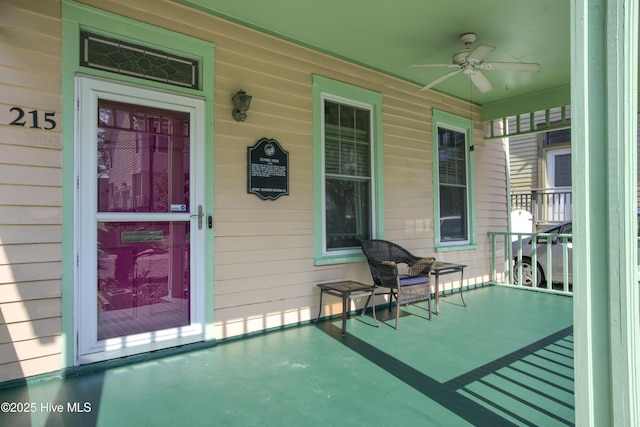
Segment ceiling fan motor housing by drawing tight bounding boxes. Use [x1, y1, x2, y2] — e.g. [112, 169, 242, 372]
[459, 32, 477, 45]
[453, 49, 475, 65]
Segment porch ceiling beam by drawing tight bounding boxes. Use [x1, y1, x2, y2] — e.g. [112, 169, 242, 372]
[484, 106, 571, 139]
[572, 0, 639, 426]
[481, 84, 570, 122]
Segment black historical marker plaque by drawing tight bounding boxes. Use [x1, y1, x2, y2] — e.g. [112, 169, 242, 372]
[247, 138, 289, 200]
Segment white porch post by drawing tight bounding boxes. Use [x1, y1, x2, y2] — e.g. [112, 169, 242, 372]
[572, 0, 639, 425]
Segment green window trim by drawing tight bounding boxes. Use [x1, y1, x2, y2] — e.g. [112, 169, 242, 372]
[432, 109, 476, 251]
[312, 75, 384, 265]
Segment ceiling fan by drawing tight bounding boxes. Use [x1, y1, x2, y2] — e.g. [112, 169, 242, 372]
[410, 33, 541, 93]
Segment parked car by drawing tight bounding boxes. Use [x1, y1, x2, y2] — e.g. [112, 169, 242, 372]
[512, 221, 573, 287]
[440, 215, 465, 241]
[513, 211, 640, 287]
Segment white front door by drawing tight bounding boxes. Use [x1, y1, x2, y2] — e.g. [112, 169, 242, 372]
[76, 77, 206, 364]
[546, 148, 572, 222]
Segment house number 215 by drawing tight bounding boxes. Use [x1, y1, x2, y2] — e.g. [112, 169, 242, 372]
[9, 107, 57, 130]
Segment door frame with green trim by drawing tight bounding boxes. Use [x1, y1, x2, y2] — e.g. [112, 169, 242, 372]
[61, 1, 215, 367]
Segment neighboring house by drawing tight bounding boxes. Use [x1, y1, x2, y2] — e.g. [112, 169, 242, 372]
[0, 1, 507, 382]
[508, 107, 573, 230]
[508, 108, 640, 231]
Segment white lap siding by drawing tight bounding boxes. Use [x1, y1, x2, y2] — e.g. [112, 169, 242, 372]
[0, 0, 63, 382]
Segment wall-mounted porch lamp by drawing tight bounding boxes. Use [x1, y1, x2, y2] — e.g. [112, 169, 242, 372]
[232, 89, 252, 122]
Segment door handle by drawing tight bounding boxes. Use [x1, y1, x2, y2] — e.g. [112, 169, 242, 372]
[190, 205, 203, 229]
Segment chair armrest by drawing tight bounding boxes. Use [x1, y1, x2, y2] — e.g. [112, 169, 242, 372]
[409, 257, 436, 276]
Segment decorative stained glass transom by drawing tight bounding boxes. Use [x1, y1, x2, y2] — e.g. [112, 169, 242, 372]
[81, 32, 199, 89]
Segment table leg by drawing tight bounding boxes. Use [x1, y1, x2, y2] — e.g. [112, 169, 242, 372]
[315, 290, 324, 323]
[370, 289, 379, 327]
[459, 269, 467, 307]
[361, 294, 372, 316]
[435, 274, 440, 315]
[341, 294, 347, 335]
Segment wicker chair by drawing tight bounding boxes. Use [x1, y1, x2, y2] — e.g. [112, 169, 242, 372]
[361, 239, 436, 329]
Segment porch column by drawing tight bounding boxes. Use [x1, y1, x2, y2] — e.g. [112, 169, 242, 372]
[571, 0, 639, 426]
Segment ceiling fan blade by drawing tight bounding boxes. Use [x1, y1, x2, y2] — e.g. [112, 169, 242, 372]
[419, 69, 461, 91]
[466, 44, 495, 63]
[469, 70, 494, 93]
[410, 64, 459, 68]
[480, 62, 541, 72]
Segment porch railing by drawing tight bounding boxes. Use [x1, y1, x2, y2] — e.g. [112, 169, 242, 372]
[488, 231, 573, 296]
[510, 187, 572, 229]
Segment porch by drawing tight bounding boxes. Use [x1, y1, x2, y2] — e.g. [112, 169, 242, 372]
[510, 188, 573, 230]
[0, 286, 574, 427]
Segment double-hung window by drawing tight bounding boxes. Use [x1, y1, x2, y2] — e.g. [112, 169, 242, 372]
[313, 75, 383, 264]
[432, 109, 476, 250]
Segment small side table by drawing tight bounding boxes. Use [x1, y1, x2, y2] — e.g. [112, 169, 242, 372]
[431, 262, 468, 314]
[315, 281, 379, 335]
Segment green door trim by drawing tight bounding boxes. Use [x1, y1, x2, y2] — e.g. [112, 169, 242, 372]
[61, 0, 215, 367]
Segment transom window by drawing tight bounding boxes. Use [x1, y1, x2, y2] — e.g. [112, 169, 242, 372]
[80, 32, 199, 89]
[546, 128, 571, 145]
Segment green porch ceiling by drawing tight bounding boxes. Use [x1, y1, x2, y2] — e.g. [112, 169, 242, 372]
[178, 0, 572, 120]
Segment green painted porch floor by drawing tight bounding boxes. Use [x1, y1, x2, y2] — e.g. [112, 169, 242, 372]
[0, 286, 574, 427]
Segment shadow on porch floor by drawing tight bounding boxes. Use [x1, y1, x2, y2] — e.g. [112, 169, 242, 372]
[0, 286, 574, 427]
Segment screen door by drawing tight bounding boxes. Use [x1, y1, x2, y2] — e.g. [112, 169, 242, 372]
[76, 77, 206, 363]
